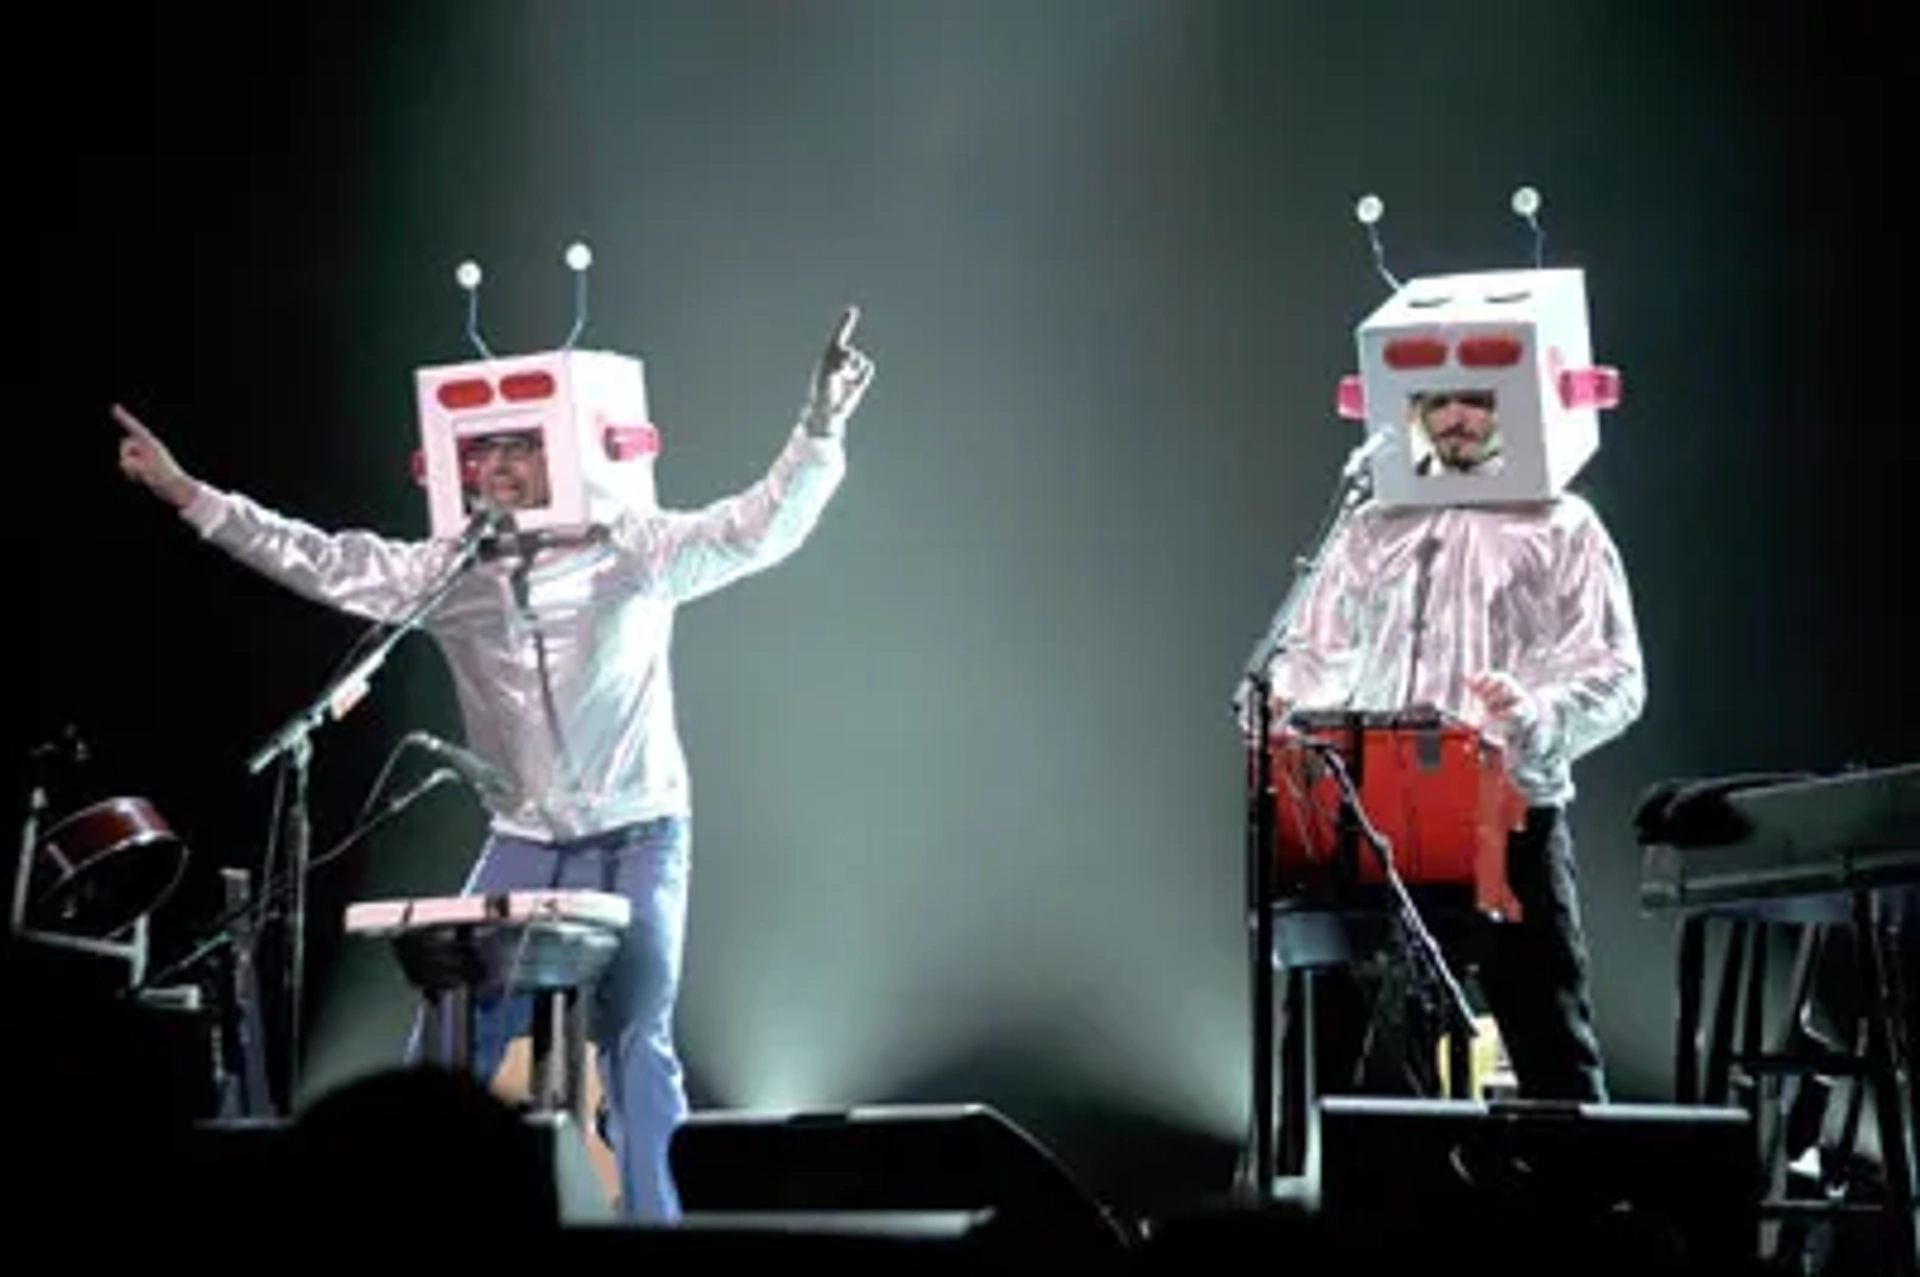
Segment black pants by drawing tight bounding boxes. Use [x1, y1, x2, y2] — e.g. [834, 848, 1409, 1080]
[1308, 805, 1609, 1103]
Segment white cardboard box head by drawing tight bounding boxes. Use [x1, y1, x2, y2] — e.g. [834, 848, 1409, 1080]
[411, 348, 659, 539]
[1334, 267, 1620, 507]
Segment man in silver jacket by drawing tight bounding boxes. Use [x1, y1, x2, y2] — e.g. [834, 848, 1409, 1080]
[112, 306, 876, 1221]
[1259, 384, 1646, 1103]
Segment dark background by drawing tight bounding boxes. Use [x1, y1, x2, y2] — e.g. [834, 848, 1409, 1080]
[12, 0, 1904, 1216]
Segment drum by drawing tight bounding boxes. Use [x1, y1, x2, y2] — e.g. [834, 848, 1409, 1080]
[29, 796, 190, 938]
[1266, 710, 1526, 920]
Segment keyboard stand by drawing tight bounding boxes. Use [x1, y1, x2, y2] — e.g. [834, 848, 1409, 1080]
[346, 891, 629, 1122]
[1639, 771, 1918, 1277]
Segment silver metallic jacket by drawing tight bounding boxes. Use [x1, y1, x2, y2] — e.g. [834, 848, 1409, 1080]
[1261, 491, 1646, 806]
[183, 425, 847, 842]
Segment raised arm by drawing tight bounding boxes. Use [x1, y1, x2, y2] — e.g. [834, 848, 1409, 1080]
[114, 402, 459, 623]
[611, 306, 874, 603]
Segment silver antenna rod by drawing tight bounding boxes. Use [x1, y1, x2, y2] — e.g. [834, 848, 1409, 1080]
[1511, 186, 1546, 269]
[455, 260, 496, 360]
[559, 241, 593, 352]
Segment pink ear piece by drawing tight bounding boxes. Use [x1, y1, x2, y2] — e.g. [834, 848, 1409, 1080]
[603, 422, 660, 459]
[1336, 375, 1366, 420]
[1559, 366, 1622, 410]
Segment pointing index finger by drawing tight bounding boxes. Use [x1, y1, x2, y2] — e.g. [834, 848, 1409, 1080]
[832, 304, 861, 350]
[111, 403, 154, 441]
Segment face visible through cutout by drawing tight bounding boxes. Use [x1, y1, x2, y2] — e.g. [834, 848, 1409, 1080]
[460, 427, 552, 512]
[1410, 390, 1501, 474]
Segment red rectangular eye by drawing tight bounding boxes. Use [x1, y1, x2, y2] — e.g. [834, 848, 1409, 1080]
[436, 378, 493, 410]
[500, 371, 556, 402]
[1384, 337, 1448, 369]
[1456, 334, 1525, 368]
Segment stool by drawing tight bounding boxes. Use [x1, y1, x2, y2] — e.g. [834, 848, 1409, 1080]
[344, 890, 630, 1120]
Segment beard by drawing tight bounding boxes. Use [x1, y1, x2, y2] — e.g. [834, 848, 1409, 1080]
[1435, 434, 1500, 471]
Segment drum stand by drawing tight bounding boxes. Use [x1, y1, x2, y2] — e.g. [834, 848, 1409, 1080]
[12, 780, 150, 985]
[139, 765, 464, 1116]
[10, 755, 215, 1125]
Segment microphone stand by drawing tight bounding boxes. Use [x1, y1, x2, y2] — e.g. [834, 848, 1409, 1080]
[242, 512, 496, 1113]
[11, 775, 48, 937]
[138, 768, 462, 999]
[1234, 452, 1373, 1199]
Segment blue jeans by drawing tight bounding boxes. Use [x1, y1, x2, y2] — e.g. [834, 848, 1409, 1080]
[408, 815, 691, 1222]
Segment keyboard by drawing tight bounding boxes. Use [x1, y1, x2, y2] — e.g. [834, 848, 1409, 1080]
[344, 889, 632, 936]
[1639, 763, 1920, 910]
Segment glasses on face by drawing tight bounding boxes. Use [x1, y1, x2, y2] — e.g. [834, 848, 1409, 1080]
[461, 432, 543, 462]
[1422, 391, 1495, 412]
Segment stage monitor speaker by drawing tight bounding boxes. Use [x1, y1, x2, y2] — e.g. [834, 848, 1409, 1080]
[668, 1102, 1133, 1257]
[1317, 1096, 1758, 1275]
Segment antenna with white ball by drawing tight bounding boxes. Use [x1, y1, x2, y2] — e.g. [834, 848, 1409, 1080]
[559, 240, 593, 352]
[1511, 186, 1546, 269]
[454, 259, 494, 360]
[1354, 193, 1401, 292]
[451, 240, 596, 356]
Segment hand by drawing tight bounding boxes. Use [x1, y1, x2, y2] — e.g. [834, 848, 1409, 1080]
[1465, 670, 1539, 735]
[1235, 690, 1293, 740]
[802, 305, 875, 438]
[113, 403, 201, 510]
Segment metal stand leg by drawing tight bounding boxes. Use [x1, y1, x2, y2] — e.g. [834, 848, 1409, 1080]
[1676, 915, 1706, 1104]
[390, 935, 473, 1075]
[562, 987, 588, 1121]
[446, 987, 472, 1073]
[1274, 966, 1304, 1180]
[1248, 890, 1276, 1200]
[1282, 967, 1318, 1181]
[1852, 889, 1920, 1276]
[421, 993, 446, 1067]
[527, 986, 589, 1119]
[1447, 1029, 1472, 1098]
[530, 990, 559, 1112]
[1706, 921, 1750, 1104]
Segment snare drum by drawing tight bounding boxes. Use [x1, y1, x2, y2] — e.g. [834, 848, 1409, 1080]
[28, 796, 190, 938]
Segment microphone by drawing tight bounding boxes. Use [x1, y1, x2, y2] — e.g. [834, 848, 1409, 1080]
[462, 496, 525, 564]
[1341, 425, 1394, 479]
[380, 767, 463, 818]
[403, 732, 513, 803]
[463, 496, 516, 539]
